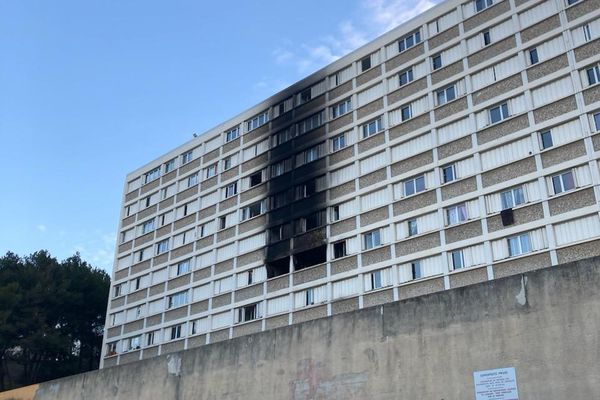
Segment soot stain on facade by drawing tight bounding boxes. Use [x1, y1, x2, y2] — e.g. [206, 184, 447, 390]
[264, 95, 329, 279]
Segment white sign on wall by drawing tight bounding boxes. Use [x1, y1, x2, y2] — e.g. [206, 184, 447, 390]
[473, 367, 519, 400]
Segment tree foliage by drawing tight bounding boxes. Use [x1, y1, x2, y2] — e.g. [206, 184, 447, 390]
[0, 250, 110, 391]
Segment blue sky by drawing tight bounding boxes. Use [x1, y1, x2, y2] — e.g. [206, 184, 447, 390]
[0, 0, 438, 272]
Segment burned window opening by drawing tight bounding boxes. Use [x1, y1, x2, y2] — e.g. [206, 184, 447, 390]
[266, 257, 290, 278]
[293, 245, 327, 271]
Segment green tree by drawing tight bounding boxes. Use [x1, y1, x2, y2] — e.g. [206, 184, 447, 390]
[0, 251, 110, 391]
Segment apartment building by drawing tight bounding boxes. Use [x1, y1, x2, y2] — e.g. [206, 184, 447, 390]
[101, 0, 600, 367]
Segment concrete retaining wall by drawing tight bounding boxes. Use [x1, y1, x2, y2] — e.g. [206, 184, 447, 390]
[26, 257, 600, 399]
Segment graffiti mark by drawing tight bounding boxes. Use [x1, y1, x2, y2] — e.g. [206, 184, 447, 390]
[290, 358, 368, 400]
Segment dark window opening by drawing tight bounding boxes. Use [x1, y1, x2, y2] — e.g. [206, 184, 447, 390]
[333, 241, 347, 259]
[294, 245, 327, 271]
[250, 172, 262, 187]
[266, 257, 290, 278]
[361, 56, 371, 71]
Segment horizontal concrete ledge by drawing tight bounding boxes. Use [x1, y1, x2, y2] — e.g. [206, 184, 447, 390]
[29, 256, 600, 399]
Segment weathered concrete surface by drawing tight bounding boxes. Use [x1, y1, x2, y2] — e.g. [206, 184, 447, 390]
[30, 257, 600, 399]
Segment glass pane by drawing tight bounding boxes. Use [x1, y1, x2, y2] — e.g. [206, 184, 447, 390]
[520, 235, 531, 253]
[404, 181, 415, 196]
[373, 271, 382, 288]
[490, 107, 501, 123]
[501, 103, 509, 118]
[447, 86, 456, 101]
[408, 220, 418, 236]
[552, 175, 563, 194]
[594, 113, 600, 131]
[541, 131, 553, 149]
[458, 204, 467, 221]
[513, 187, 525, 205]
[501, 191, 513, 209]
[447, 208, 457, 224]
[415, 176, 426, 192]
[587, 69, 597, 85]
[562, 172, 575, 191]
[437, 90, 445, 105]
[452, 251, 463, 269]
[508, 237, 520, 256]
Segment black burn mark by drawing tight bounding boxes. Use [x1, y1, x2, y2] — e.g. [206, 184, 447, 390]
[264, 103, 329, 278]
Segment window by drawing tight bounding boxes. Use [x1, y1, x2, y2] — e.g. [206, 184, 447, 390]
[142, 219, 155, 234]
[106, 342, 117, 356]
[223, 156, 233, 171]
[370, 270, 383, 290]
[187, 173, 198, 187]
[219, 216, 226, 230]
[225, 126, 239, 142]
[361, 56, 371, 72]
[583, 24, 592, 42]
[144, 168, 160, 184]
[403, 175, 425, 196]
[249, 171, 262, 187]
[331, 133, 347, 152]
[303, 211, 325, 231]
[529, 48, 539, 65]
[181, 151, 193, 165]
[225, 182, 237, 198]
[408, 218, 418, 236]
[446, 204, 467, 225]
[170, 325, 182, 340]
[540, 130, 553, 150]
[176, 260, 190, 276]
[297, 180, 317, 199]
[442, 164, 456, 183]
[567, 0, 578, 5]
[300, 88, 312, 104]
[304, 147, 319, 164]
[500, 187, 525, 209]
[432, 55, 442, 70]
[398, 31, 421, 52]
[247, 111, 269, 131]
[331, 205, 341, 222]
[236, 303, 261, 323]
[475, 0, 493, 12]
[399, 68, 414, 86]
[164, 159, 176, 173]
[331, 98, 352, 119]
[241, 201, 264, 220]
[168, 292, 188, 309]
[305, 288, 315, 306]
[333, 241, 347, 259]
[132, 277, 142, 291]
[127, 336, 141, 351]
[552, 171, 575, 194]
[298, 112, 324, 134]
[489, 103, 509, 124]
[508, 233, 531, 257]
[156, 239, 169, 255]
[364, 230, 381, 250]
[411, 261, 422, 280]
[451, 250, 464, 269]
[205, 164, 217, 179]
[401, 106, 411, 121]
[587, 65, 600, 85]
[362, 117, 382, 138]
[146, 331, 156, 347]
[483, 30, 491, 46]
[594, 113, 600, 131]
[436, 85, 456, 106]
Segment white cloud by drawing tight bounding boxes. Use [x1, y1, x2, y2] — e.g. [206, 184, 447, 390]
[37, 224, 47, 232]
[71, 231, 116, 273]
[272, 0, 441, 75]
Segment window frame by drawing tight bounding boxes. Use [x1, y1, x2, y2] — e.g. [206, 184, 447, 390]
[475, 0, 493, 12]
[225, 126, 240, 142]
[408, 218, 418, 237]
[436, 85, 456, 106]
[363, 229, 382, 250]
[333, 240, 347, 259]
[446, 203, 468, 226]
[442, 164, 457, 184]
[362, 117, 382, 138]
[500, 186, 525, 210]
[507, 233, 532, 257]
[330, 98, 352, 119]
[587, 65, 600, 86]
[399, 68, 414, 86]
[451, 250, 464, 270]
[331, 133, 347, 152]
[489, 102, 509, 124]
[529, 48, 539, 65]
[403, 175, 426, 196]
[432, 54, 442, 70]
[181, 151, 193, 165]
[551, 171, 575, 194]
[540, 130, 553, 150]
